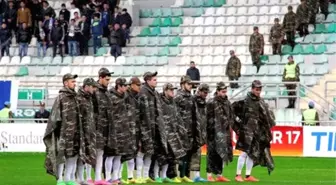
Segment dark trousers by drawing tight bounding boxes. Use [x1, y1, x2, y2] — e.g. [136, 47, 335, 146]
[272, 43, 282, 55]
[93, 36, 102, 54]
[285, 31, 296, 49]
[110, 44, 122, 58]
[52, 42, 63, 57]
[319, 0, 329, 18]
[206, 145, 223, 175]
[285, 80, 297, 108]
[103, 26, 110, 38]
[298, 23, 309, 37]
[1, 44, 10, 56]
[79, 35, 89, 55]
[229, 76, 239, 88]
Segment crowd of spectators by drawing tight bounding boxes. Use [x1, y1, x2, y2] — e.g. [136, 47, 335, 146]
[0, 0, 132, 58]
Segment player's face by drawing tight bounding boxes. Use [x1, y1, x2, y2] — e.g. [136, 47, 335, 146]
[120, 85, 128, 93]
[101, 76, 111, 87]
[184, 83, 192, 91]
[252, 87, 262, 97]
[65, 79, 76, 90]
[166, 89, 174, 98]
[199, 91, 208, 99]
[148, 77, 157, 88]
[131, 83, 141, 93]
[217, 89, 227, 97]
[88, 86, 95, 94]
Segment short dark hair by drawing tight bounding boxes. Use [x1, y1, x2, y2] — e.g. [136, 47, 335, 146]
[190, 61, 195, 64]
[94, 13, 100, 18]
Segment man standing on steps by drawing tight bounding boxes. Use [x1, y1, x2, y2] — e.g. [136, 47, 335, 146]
[282, 55, 300, 108]
[249, 26, 264, 73]
[226, 50, 241, 88]
[282, 5, 297, 50]
[302, 101, 320, 126]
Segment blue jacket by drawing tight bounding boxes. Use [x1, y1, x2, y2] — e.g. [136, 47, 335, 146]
[91, 20, 103, 37]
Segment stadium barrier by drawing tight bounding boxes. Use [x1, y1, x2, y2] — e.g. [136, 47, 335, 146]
[0, 123, 335, 157]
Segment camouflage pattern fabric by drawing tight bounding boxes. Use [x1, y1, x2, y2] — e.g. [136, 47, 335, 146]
[307, 0, 318, 24]
[110, 89, 136, 158]
[192, 95, 207, 148]
[189, 149, 201, 171]
[92, 84, 117, 155]
[296, 4, 310, 26]
[249, 33, 264, 67]
[225, 56, 241, 78]
[206, 95, 234, 175]
[232, 92, 276, 174]
[269, 24, 284, 55]
[318, 0, 329, 17]
[44, 87, 83, 178]
[139, 83, 167, 156]
[283, 11, 297, 32]
[76, 88, 96, 166]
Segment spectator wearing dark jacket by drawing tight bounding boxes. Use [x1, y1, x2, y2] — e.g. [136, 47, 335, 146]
[49, 19, 65, 57]
[43, 13, 53, 40]
[101, 3, 111, 37]
[29, 0, 42, 33]
[59, 4, 70, 23]
[4, 1, 17, 33]
[120, 8, 132, 29]
[59, 14, 69, 54]
[81, 3, 93, 19]
[92, 13, 103, 54]
[186, 61, 200, 81]
[35, 20, 47, 57]
[0, 23, 12, 56]
[17, 23, 31, 57]
[41, 1, 56, 19]
[111, 6, 121, 25]
[109, 23, 124, 58]
[78, 15, 91, 55]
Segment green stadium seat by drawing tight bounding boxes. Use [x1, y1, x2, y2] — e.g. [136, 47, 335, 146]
[299, 87, 306, 97]
[191, 8, 204, 17]
[327, 23, 336, 33]
[326, 34, 336, 43]
[172, 27, 182, 35]
[329, 4, 336, 13]
[157, 47, 170, 56]
[169, 37, 182, 46]
[326, 13, 336, 22]
[15, 66, 29, 76]
[303, 34, 314, 43]
[204, 0, 214, 7]
[314, 34, 326, 43]
[138, 37, 148, 46]
[150, 27, 161, 36]
[172, 17, 183, 27]
[150, 18, 162, 27]
[96, 47, 107, 56]
[182, 0, 193, 7]
[152, 9, 162, 17]
[162, 17, 173, 27]
[282, 45, 292, 55]
[214, 0, 226, 7]
[160, 37, 170, 46]
[193, 0, 204, 7]
[139, 27, 151, 36]
[314, 24, 327, 33]
[314, 44, 327, 54]
[260, 55, 269, 64]
[140, 9, 152, 18]
[162, 8, 172, 17]
[102, 38, 109, 46]
[160, 28, 171, 35]
[292, 44, 304, 54]
[169, 47, 180, 55]
[303, 44, 315, 54]
[172, 9, 184, 17]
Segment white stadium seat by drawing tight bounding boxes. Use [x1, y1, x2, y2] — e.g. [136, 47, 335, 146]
[193, 17, 204, 25]
[237, 16, 248, 25]
[204, 26, 215, 35]
[226, 7, 236, 15]
[248, 6, 258, 15]
[214, 46, 224, 55]
[204, 17, 215, 25]
[204, 8, 215, 16]
[259, 6, 269, 14]
[216, 8, 225, 16]
[215, 17, 225, 25]
[192, 27, 204, 35]
[237, 7, 247, 15]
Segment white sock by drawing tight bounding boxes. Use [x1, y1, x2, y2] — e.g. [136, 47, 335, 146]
[246, 156, 254, 176]
[207, 173, 212, 178]
[71, 159, 77, 181]
[136, 153, 144, 178]
[236, 152, 247, 175]
[85, 164, 92, 181]
[105, 156, 114, 180]
[119, 163, 123, 179]
[95, 149, 104, 181]
[77, 162, 85, 182]
[112, 156, 122, 180]
[143, 155, 152, 178]
[64, 155, 78, 182]
[127, 159, 135, 179]
[57, 163, 65, 182]
[161, 164, 168, 178]
[154, 161, 159, 178]
[194, 171, 200, 178]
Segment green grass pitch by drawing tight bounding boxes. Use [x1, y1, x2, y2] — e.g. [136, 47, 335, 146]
[0, 153, 335, 185]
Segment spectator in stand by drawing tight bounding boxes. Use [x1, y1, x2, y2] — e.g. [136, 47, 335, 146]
[67, 19, 80, 56]
[34, 102, 50, 123]
[121, 24, 129, 46]
[0, 23, 12, 56]
[43, 13, 53, 38]
[269, 18, 284, 55]
[282, 5, 297, 50]
[49, 19, 65, 57]
[249, 26, 264, 73]
[35, 20, 47, 57]
[109, 0, 118, 12]
[29, 0, 42, 34]
[60, 4, 70, 23]
[78, 15, 91, 55]
[70, 2, 81, 21]
[17, 1, 32, 27]
[186, 61, 200, 81]
[92, 13, 103, 54]
[59, 14, 69, 54]
[226, 50, 241, 88]
[109, 23, 123, 58]
[0, 0, 7, 25]
[296, 0, 309, 37]
[92, 5, 101, 22]
[4, 1, 17, 34]
[74, 12, 81, 22]
[302, 101, 319, 126]
[120, 8, 132, 44]
[318, 0, 329, 19]
[17, 22, 31, 57]
[102, 3, 111, 37]
[81, 3, 93, 19]
[282, 55, 300, 108]
[112, 6, 121, 25]
[41, 1, 56, 19]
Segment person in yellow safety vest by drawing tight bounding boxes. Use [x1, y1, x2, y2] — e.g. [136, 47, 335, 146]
[0, 101, 13, 123]
[282, 55, 300, 108]
[302, 101, 320, 126]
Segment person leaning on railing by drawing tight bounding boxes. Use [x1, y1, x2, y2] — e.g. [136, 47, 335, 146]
[0, 101, 14, 123]
[302, 101, 320, 126]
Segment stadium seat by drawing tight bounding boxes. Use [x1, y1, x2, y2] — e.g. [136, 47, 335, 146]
[138, 37, 148, 46]
[292, 44, 304, 54]
[204, 17, 215, 25]
[293, 55, 304, 63]
[148, 37, 159, 46]
[192, 27, 203, 35]
[282, 45, 292, 55]
[326, 34, 336, 43]
[226, 7, 236, 15]
[15, 66, 29, 76]
[150, 27, 162, 36]
[303, 44, 315, 54]
[150, 18, 162, 27]
[203, 0, 215, 7]
[152, 9, 163, 17]
[162, 17, 172, 27]
[259, 6, 269, 14]
[162, 8, 173, 17]
[203, 46, 213, 55]
[172, 9, 184, 16]
[105, 56, 116, 65]
[51, 56, 62, 65]
[203, 37, 214, 46]
[248, 6, 258, 15]
[10, 56, 21, 64]
[314, 24, 327, 33]
[326, 13, 336, 22]
[237, 16, 247, 25]
[157, 47, 170, 56]
[139, 27, 151, 36]
[0, 56, 10, 64]
[94, 56, 105, 64]
[172, 17, 183, 27]
[327, 23, 336, 33]
[84, 56, 94, 64]
[259, 0, 269, 5]
[328, 4, 336, 13]
[172, 0, 184, 7]
[204, 27, 215, 35]
[214, 0, 225, 7]
[96, 47, 107, 56]
[269, 6, 280, 15]
[226, 16, 236, 25]
[193, 17, 204, 25]
[191, 8, 204, 17]
[146, 56, 158, 65]
[183, 17, 194, 25]
[216, 8, 225, 16]
[237, 7, 247, 15]
[315, 44, 327, 54]
[169, 47, 181, 56]
[204, 7, 215, 16]
[314, 34, 326, 43]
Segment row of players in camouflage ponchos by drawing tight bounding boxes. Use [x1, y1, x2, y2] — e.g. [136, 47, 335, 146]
[43, 67, 276, 185]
